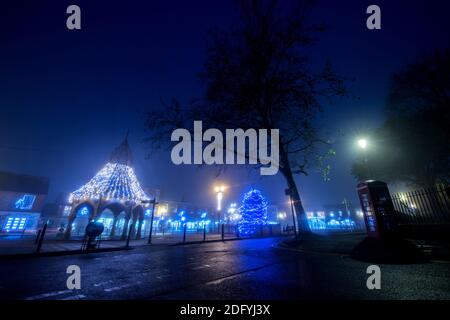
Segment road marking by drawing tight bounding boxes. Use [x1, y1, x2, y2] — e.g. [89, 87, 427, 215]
[60, 294, 86, 300]
[156, 275, 171, 280]
[94, 280, 113, 287]
[192, 264, 211, 270]
[207, 274, 241, 285]
[25, 289, 72, 300]
[104, 286, 122, 292]
[104, 281, 142, 292]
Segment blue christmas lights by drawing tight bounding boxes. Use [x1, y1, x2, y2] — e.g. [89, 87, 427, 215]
[238, 189, 268, 236]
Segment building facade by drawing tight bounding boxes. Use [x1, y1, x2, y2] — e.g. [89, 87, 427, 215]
[0, 171, 49, 235]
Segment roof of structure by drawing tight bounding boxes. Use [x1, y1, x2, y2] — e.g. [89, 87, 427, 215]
[69, 135, 149, 203]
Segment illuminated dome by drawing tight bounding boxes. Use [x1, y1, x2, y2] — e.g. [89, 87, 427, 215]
[68, 134, 150, 204]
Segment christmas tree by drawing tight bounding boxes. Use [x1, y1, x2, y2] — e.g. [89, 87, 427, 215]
[238, 189, 268, 236]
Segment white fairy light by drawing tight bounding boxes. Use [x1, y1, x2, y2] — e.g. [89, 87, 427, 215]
[69, 162, 150, 204]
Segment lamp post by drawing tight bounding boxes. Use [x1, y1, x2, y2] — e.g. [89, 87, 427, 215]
[146, 198, 158, 244]
[214, 185, 226, 234]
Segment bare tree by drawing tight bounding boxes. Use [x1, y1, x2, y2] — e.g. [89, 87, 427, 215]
[145, 0, 347, 232]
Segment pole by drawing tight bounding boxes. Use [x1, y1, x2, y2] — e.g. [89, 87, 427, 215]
[183, 223, 187, 243]
[221, 223, 224, 241]
[363, 150, 373, 179]
[290, 194, 299, 242]
[203, 224, 206, 241]
[217, 211, 221, 234]
[126, 222, 134, 248]
[35, 229, 42, 244]
[147, 199, 157, 244]
[36, 222, 48, 253]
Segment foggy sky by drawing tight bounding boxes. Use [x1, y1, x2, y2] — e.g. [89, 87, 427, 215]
[1, 0, 449, 213]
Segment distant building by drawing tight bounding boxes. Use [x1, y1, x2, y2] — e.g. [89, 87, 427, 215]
[148, 200, 215, 233]
[266, 205, 279, 223]
[305, 200, 365, 231]
[40, 192, 72, 234]
[0, 171, 49, 235]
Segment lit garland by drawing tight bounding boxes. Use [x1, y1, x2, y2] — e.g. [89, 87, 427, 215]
[69, 162, 150, 203]
[238, 189, 268, 236]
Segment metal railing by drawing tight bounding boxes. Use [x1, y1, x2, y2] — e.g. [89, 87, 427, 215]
[391, 185, 450, 225]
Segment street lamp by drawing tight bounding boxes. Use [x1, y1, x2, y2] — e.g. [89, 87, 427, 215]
[357, 138, 368, 150]
[214, 185, 226, 234]
[215, 185, 226, 211]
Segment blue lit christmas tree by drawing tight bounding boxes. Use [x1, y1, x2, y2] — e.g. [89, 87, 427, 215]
[238, 189, 268, 236]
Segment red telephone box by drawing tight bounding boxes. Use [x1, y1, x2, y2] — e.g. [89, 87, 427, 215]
[357, 181, 397, 238]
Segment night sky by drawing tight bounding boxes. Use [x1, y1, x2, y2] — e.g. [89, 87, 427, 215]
[1, 0, 449, 212]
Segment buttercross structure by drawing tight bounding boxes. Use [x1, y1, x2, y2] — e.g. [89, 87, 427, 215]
[64, 134, 152, 239]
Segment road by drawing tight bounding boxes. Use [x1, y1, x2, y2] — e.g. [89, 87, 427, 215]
[0, 237, 449, 300]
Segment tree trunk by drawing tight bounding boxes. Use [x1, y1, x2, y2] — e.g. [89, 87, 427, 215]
[279, 149, 311, 234]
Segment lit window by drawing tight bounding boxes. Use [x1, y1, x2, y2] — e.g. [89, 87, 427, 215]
[4, 217, 27, 231]
[63, 206, 72, 216]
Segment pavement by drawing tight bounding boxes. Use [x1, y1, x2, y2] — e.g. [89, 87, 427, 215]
[0, 234, 449, 300]
[0, 232, 246, 257]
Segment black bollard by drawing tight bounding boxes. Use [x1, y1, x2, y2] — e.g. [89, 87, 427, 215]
[35, 229, 42, 244]
[183, 223, 187, 243]
[126, 223, 134, 248]
[36, 223, 48, 253]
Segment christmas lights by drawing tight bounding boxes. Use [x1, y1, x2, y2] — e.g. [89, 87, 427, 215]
[68, 162, 149, 204]
[238, 189, 268, 236]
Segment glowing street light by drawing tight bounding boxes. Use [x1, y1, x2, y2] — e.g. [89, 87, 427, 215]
[214, 185, 227, 233]
[357, 138, 368, 149]
[214, 185, 226, 211]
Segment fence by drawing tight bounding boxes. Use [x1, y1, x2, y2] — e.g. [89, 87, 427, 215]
[391, 185, 450, 225]
[0, 222, 287, 256]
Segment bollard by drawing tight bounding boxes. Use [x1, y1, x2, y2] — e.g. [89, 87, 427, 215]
[126, 223, 134, 248]
[183, 223, 187, 243]
[36, 223, 48, 253]
[221, 224, 224, 241]
[147, 199, 157, 244]
[35, 229, 42, 244]
[203, 224, 206, 241]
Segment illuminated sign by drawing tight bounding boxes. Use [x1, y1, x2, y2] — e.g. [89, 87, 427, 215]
[14, 194, 36, 210]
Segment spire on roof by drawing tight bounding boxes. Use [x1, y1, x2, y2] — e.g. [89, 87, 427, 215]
[110, 130, 133, 166]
